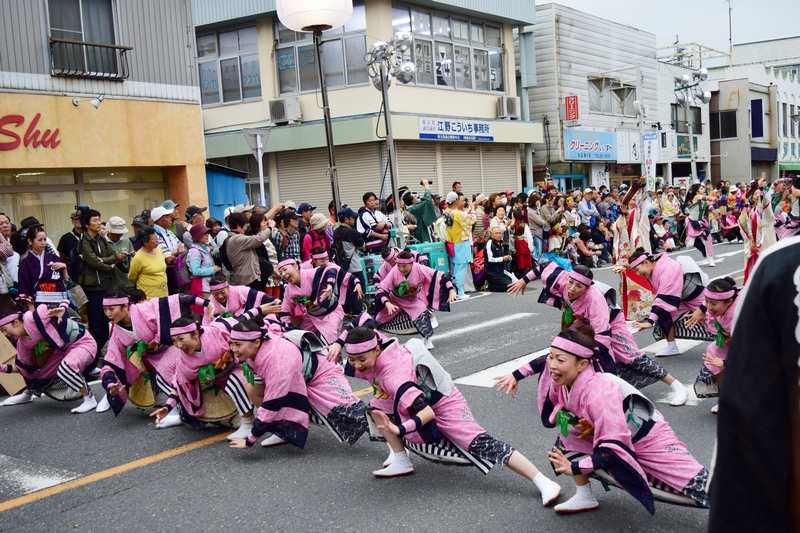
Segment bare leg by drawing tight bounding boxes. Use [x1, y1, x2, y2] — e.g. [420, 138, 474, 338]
[508, 450, 561, 505]
[370, 411, 406, 453]
[506, 450, 541, 481]
[246, 383, 265, 410]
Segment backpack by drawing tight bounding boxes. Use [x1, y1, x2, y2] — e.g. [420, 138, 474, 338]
[219, 238, 233, 271]
[330, 238, 349, 269]
[67, 234, 85, 282]
[173, 251, 192, 290]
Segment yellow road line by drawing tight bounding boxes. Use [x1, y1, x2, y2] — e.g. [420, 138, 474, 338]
[0, 433, 228, 513]
[353, 387, 373, 397]
[733, 275, 744, 281]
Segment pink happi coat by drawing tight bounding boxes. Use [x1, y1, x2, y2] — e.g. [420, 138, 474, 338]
[337, 314, 393, 412]
[100, 322, 179, 410]
[301, 261, 362, 315]
[647, 254, 704, 333]
[130, 294, 209, 346]
[351, 339, 484, 448]
[701, 296, 739, 375]
[203, 285, 278, 325]
[537, 263, 614, 368]
[280, 266, 343, 344]
[172, 322, 242, 419]
[14, 305, 95, 388]
[537, 363, 704, 514]
[374, 263, 451, 324]
[372, 250, 427, 285]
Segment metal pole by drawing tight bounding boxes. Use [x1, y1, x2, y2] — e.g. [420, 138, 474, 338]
[314, 29, 342, 212]
[379, 61, 405, 249]
[686, 97, 698, 182]
[636, 64, 647, 188]
[256, 134, 266, 206]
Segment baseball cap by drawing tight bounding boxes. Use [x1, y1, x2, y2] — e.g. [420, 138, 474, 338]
[445, 192, 459, 204]
[282, 209, 301, 222]
[151, 206, 171, 221]
[504, 190, 513, 195]
[185, 205, 207, 219]
[161, 199, 179, 211]
[233, 204, 255, 214]
[338, 207, 358, 222]
[106, 216, 129, 235]
[70, 210, 81, 220]
[223, 206, 235, 219]
[297, 203, 316, 214]
[132, 215, 149, 227]
[432, 194, 441, 199]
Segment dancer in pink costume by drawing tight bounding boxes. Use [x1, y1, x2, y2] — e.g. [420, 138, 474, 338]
[277, 258, 343, 344]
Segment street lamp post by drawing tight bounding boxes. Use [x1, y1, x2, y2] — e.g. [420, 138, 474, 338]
[674, 68, 710, 182]
[276, 0, 353, 212]
[366, 34, 415, 249]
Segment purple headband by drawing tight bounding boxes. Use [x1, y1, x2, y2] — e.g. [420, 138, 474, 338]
[345, 336, 378, 355]
[311, 251, 328, 260]
[568, 270, 593, 286]
[628, 254, 648, 269]
[0, 312, 22, 328]
[385, 248, 397, 263]
[277, 258, 297, 270]
[209, 280, 229, 291]
[170, 323, 198, 336]
[230, 329, 264, 341]
[551, 336, 594, 359]
[703, 288, 736, 301]
[102, 297, 130, 306]
[395, 256, 414, 264]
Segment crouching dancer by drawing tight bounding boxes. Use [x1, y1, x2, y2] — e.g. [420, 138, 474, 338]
[343, 325, 562, 506]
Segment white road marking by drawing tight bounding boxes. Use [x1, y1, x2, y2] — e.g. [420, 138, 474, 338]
[0, 455, 79, 496]
[433, 313, 536, 341]
[450, 291, 492, 304]
[454, 348, 549, 388]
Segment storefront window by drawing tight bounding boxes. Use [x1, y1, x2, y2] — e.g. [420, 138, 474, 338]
[85, 188, 167, 223]
[83, 168, 164, 184]
[0, 170, 74, 187]
[0, 191, 76, 242]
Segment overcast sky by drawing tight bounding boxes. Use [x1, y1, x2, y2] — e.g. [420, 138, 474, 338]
[543, 0, 796, 65]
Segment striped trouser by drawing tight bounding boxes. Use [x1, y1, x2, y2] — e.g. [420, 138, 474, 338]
[154, 373, 173, 397]
[57, 360, 87, 393]
[224, 374, 253, 416]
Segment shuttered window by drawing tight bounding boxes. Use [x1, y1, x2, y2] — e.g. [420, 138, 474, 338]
[336, 143, 383, 208]
[481, 144, 519, 194]
[440, 142, 482, 196]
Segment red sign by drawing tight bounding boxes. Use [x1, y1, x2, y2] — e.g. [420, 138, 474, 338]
[0, 113, 61, 151]
[565, 95, 579, 121]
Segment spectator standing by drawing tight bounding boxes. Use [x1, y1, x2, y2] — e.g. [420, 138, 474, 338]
[526, 194, 546, 260]
[357, 192, 391, 254]
[332, 207, 365, 286]
[151, 205, 184, 295]
[540, 194, 563, 234]
[56, 210, 83, 269]
[577, 189, 600, 226]
[128, 215, 149, 251]
[0, 213, 15, 308]
[182, 205, 207, 248]
[161, 199, 187, 244]
[297, 203, 315, 239]
[226, 212, 273, 291]
[432, 194, 443, 219]
[274, 209, 302, 263]
[17, 226, 68, 307]
[187, 223, 220, 298]
[302, 213, 331, 261]
[404, 181, 437, 244]
[105, 216, 134, 290]
[79, 208, 123, 368]
[127, 226, 168, 299]
[444, 191, 476, 299]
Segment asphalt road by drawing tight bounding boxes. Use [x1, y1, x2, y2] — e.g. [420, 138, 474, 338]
[0, 243, 744, 532]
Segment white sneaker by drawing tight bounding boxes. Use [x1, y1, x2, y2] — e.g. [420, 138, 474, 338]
[95, 394, 111, 413]
[669, 382, 689, 407]
[457, 294, 470, 300]
[226, 418, 254, 440]
[711, 404, 719, 414]
[373, 451, 414, 478]
[71, 394, 98, 414]
[430, 315, 439, 329]
[707, 258, 716, 267]
[3, 392, 33, 406]
[655, 342, 680, 357]
[554, 488, 599, 514]
[261, 434, 288, 448]
[533, 472, 562, 506]
[424, 337, 434, 350]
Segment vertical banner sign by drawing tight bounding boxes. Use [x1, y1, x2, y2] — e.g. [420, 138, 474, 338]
[564, 95, 580, 127]
[643, 132, 659, 191]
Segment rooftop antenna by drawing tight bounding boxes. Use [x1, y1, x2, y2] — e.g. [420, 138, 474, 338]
[727, 0, 733, 65]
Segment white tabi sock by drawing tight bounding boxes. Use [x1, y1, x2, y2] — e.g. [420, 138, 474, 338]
[382, 444, 410, 467]
[554, 483, 599, 514]
[156, 407, 182, 429]
[656, 341, 680, 357]
[3, 391, 34, 406]
[707, 256, 715, 267]
[711, 403, 719, 414]
[226, 417, 254, 440]
[261, 434, 287, 448]
[430, 315, 439, 329]
[71, 390, 97, 414]
[424, 337, 434, 350]
[95, 394, 111, 413]
[669, 381, 689, 406]
[373, 449, 414, 478]
[533, 472, 562, 506]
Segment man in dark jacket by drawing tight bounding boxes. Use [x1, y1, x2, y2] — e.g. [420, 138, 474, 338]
[332, 207, 365, 286]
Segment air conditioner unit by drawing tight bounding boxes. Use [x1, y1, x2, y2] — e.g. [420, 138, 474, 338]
[269, 97, 301, 124]
[497, 96, 521, 119]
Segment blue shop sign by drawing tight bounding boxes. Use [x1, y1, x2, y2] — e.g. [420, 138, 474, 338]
[564, 130, 616, 160]
[419, 117, 494, 142]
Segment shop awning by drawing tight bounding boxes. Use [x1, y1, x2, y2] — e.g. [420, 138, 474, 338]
[751, 147, 777, 162]
[780, 163, 800, 171]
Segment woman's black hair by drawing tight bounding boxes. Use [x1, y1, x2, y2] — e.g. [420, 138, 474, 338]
[688, 183, 702, 198]
[381, 247, 399, 260]
[80, 208, 102, 230]
[310, 246, 326, 256]
[572, 264, 594, 281]
[205, 218, 220, 229]
[171, 316, 200, 333]
[232, 316, 265, 336]
[628, 246, 655, 264]
[396, 250, 413, 261]
[25, 225, 45, 245]
[10, 231, 28, 255]
[579, 230, 592, 242]
[347, 326, 377, 347]
[210, 274, 227, 287]
[102, 286, 147, 306]
[0, 300, 23, 321]
[137, 226, 157, 243]
[555, 325, 596, 351]
[707, 277, 737, 298]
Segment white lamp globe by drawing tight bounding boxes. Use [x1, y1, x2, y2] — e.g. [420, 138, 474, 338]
[276, 0, 353, 32]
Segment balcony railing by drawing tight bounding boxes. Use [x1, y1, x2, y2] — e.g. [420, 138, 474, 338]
[50, 37, 133, 80]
